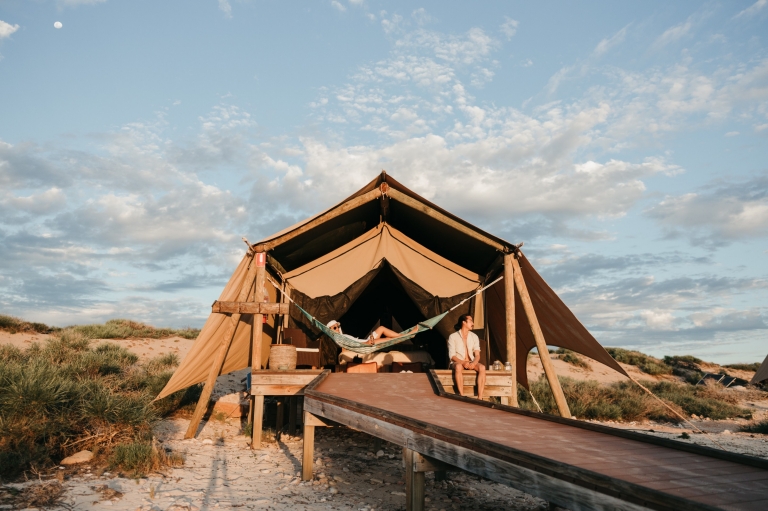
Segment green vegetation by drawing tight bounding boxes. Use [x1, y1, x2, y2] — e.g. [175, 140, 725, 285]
[605, 348, 672, 375]
[518, 376, 751, 422]
[59, 318, 199, 341]
[740, 419, 768, 434]
[0, 314, 57, 335]
[0, 335, 200, 479]
[724, 362, 762, 372]
[556, 348, 591, 370]
[663, 355, 704, 385]
[109, 439, 183, 477]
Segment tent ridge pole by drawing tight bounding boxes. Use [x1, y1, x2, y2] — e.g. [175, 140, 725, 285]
[510, 254, 571, 418]
[184, 251, 261, 439]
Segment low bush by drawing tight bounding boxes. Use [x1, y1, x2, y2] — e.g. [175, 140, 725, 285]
[556, 348, 591, 370]
[59, 319, 199, 341]
[109, 438, 182, 477]
[605, 348, 672, 375]
[0, 337, 195, 479]
[724, 362, 762, 372]
[0, 314, 57, 335]
[740, 419, 768, 434]
[518, 376, 751, 422]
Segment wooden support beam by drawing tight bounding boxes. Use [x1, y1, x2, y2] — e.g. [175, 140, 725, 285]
[510, 256, 571, 418]
[250, 252, 268, 449]
[387, 188, 505, 251]
[184, 252, 261, 439]
[260, 188, 382, 251]
[302, 412, 316, 481]
[404, 448, 425, 511]
[503, 253, 519, 407]
[251, 395, 264, 448]
[212, 301, 289, 315]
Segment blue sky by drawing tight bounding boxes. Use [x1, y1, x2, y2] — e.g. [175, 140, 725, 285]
[1, 0, 767, 364]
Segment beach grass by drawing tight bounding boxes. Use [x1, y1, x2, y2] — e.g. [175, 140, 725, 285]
[518, 376, 752, 422]
[0, 336, 199, 479]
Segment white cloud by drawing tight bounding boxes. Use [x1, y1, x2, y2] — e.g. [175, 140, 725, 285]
[411, 8, 432, 26]
[652, 18, 693, 50]
[381, 13, 403, 34]
[218, 0, 232, 18]
[647, 173, 768, 245]
[0, 20, 19, 39]
[331, 1, 346, 12]
[521, 58, 533, 67]
[500, 17, 518, 40]
[725, 131, 739, 137]
[733, 0, 767, 19]
[593, 25, 628, 56]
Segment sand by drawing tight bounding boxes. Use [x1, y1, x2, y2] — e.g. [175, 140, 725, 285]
[2, 331, 767, 511]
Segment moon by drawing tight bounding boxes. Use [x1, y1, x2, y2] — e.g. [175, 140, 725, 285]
[54, 21, 62, 29]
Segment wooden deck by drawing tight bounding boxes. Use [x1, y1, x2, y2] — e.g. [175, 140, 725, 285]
[303, 371, 768, 511]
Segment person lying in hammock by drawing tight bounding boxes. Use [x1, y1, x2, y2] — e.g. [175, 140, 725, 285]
[326, 319, 417, 345]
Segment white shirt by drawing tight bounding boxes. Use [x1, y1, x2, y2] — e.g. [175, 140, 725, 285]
[447, 330, 480, 365]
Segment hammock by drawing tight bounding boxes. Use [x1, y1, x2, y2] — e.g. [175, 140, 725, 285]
[269, 275, 503, 355]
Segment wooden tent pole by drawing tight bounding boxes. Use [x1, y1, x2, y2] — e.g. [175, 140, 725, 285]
[510, 255, 571, 418]
[184, 252, 261, 439]
[503, 253, 519, 407]
[250, 251, 268, 449]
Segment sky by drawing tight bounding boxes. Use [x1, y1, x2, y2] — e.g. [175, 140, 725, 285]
[0, 0, 767, 364]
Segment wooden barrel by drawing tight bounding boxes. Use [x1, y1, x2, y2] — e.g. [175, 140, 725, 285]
[269, 344, 297, 370]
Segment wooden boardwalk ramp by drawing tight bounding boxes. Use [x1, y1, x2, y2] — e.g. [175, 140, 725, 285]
[301, 370, 768, 511]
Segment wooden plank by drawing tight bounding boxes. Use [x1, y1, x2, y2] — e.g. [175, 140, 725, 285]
[251, 395, 264, 449]
[212, 301, 289, 315]
[251, 384, 310, 396]
[306, 374, 768, 511]
[250, 252, 267, 449]
[250, 372, 323, 385]
[504, 252, 518, 406]
[404, 448, 425, 511]
[304, 398, 663, 511]
[511, 255, 571, 418]
[304, 412, 332, 427]
[386, 188, 505, 251]
[259, 188, 382, 251]
[302, 412, 317, 481]
[184, 251, 259, 439]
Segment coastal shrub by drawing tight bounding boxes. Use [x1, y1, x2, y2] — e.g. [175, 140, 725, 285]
[518, 376, 751, 422]
[724, 362, 762, 372]
[605, 348, 672, 375]
[60, 318, 199, 341]
[0, 338, 191, 478]
[109, 438, 181, 476]
[0, 314, 56, 335]
[741, 419, 768, 434]
[556, 348, 591, 370]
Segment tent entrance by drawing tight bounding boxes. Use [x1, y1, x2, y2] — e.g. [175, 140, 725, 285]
[338, 261, 450, 367]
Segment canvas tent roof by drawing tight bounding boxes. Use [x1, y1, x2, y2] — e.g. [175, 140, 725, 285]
[156, 172, 626, 401]
[751, 354, 768, 385]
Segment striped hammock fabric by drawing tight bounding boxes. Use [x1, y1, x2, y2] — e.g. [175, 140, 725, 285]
[293, 303, 450, 355]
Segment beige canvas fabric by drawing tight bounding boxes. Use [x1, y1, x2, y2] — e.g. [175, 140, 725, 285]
[284, 223, 480, 298]
[751, 354, 768, 384]
[155, 254, 278, 401]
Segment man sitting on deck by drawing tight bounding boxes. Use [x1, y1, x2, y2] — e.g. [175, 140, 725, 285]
[327, 320, 417, 346]
[447, 314, 486, 400]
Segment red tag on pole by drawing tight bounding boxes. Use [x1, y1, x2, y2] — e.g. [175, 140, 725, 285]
[255, 252, 266, 267]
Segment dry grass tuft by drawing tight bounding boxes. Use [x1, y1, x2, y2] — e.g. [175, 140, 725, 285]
[14, 480, 64, 508]
[0, 314, 57, 335]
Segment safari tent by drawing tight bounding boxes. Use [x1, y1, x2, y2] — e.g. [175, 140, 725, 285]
[751, 354, 768, 385]
[156, 172, 626, 429]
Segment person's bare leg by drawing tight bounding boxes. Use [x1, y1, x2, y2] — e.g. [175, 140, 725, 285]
[372, 325, 419, 342]
[452, 364, 465, 396]
[476, 363, 486, 400]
